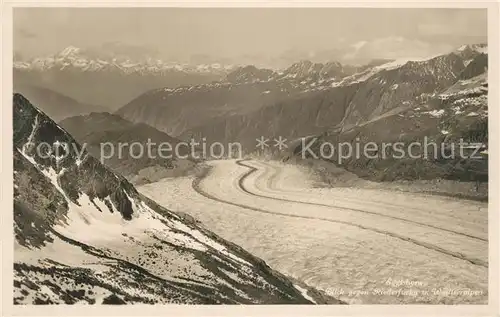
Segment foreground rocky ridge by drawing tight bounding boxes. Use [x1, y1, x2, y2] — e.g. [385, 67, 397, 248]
[13, 93, 338, 304]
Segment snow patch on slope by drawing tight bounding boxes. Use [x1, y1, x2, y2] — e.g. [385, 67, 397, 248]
[294, 285, 317, 304]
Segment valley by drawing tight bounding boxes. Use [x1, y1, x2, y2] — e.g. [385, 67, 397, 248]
[138, 159, 488, 304]
[11, 12, 490, 306]
[13, 94, 331, 304]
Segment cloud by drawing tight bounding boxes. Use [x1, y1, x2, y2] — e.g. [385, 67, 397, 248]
[418, 23, 455, 36]
[352, 41, 368, 51]
[15, 28, 37, 39]
[342, 36, 455, 63]
[12, 8, 486, 63]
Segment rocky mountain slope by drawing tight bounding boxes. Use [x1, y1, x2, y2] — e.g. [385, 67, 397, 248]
[14, 46, 231, 109]
[115, 59, 359, 136]
[13, 93, 337, 304]
[115, 44, 488, 183]
[13, 84, 108, 121]
[59, 112, 196, 183]
[116, 45, 486, 139]
[293, 72, 488, 183]
[290, 47, 488, 184]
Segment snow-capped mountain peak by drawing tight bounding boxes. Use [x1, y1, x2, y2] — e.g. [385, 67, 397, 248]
[14, 46, 235, 76]
[57, 45, 83, 59]
[457, 43, 487, 54]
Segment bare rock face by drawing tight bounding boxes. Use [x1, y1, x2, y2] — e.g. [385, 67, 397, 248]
[460, 53, 488, 80]
[226, 65, 276, 84]
[13, 93, 338, 305]
[14, 93, 136, 220]
[294, 72, 488, 183]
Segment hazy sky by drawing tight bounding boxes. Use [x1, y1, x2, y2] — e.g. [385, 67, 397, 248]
[14, 8, 487, 63]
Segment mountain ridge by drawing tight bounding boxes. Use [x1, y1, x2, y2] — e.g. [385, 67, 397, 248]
[13, 46, 231, 109]
[14, 45, 236, 76]
[13, 84, 109, 121]
[13, 93, 340, 304]
[116, 45, 487, 139]
[113, 44, 488, 184]
[59, 112, 197, 183]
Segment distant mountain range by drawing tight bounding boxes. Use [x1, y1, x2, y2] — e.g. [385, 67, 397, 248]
[13, 46, 233, 109]
[13, 93, 335, 304]
[113, 59, 363, 136]
[13, 43, 488, 182]
[116, 44, 486, 133]
[14, 46, 235, 75]
[11, 42, 489, 303]
[13, 84, 108, 121]
[115, 44, 488, 182]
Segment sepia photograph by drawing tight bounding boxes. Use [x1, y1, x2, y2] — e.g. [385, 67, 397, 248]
[3, 2, 498, 313]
